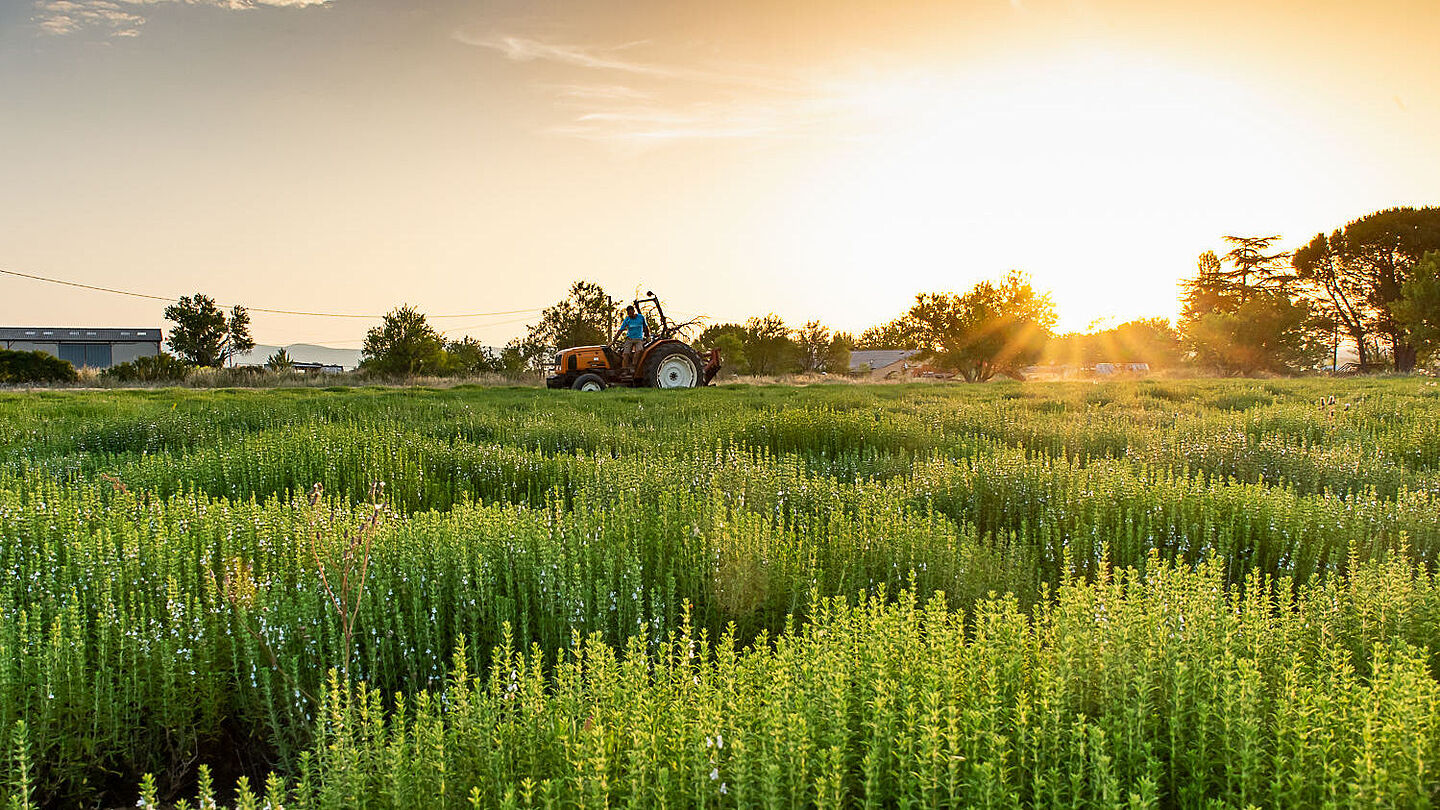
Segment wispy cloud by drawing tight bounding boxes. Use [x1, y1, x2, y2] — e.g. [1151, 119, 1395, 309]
[34, 1, 145, 36]
[33, 0, 334, 38]
[458, 33, 804, 92]
[462, 34, 683, 80]
[457, 32, 848, 145]
[546, 84, 658, 103]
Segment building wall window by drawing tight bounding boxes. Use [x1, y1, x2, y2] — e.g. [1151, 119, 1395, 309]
[59, 343, 112, 368]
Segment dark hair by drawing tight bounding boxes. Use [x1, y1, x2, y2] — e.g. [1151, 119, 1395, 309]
[626, 306, 636, 315]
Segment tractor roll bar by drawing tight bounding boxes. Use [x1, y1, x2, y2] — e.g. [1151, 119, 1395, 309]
[633, 291, 673, 340]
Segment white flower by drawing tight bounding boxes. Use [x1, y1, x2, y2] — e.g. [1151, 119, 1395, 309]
[710, 768, 719, 781]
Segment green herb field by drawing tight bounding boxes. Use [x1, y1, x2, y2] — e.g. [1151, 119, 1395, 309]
[2, 379, 1439, 808]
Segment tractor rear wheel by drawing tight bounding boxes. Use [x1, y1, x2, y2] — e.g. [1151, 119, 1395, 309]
[642, 343, 703, 389]
[571, 373, 607, 392]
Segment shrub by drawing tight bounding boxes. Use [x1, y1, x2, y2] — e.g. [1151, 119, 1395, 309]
[0, 348, 77, 384]
[101, 352, 191, 383]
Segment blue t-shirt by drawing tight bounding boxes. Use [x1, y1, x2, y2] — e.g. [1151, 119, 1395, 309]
[622, 314, 645, 339]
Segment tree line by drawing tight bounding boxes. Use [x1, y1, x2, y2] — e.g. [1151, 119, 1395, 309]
[46, 204, 1437, 385]
[1171, 206, 1440, 374]
[351, 282, 860, 379]
[846, 205, 1440, 378]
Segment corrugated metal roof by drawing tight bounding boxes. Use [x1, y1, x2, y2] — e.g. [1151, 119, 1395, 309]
[0, 327, 163, 341]
[848, 349, 918, 371]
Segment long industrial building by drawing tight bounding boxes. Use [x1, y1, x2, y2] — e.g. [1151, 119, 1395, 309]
[0, 327, 163, 369]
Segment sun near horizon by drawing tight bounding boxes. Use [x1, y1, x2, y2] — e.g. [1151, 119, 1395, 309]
[2, 0, 1437, 346]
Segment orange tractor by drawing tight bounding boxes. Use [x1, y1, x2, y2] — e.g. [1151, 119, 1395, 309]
[545, 292, 721, 391]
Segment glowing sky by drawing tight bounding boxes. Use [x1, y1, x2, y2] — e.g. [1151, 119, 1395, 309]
[2, 0, 1437, 347]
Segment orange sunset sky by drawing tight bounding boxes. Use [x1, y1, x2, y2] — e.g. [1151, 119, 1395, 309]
[2, 0, 1437, 347]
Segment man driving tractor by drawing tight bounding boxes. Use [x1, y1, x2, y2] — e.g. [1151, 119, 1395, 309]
[546, 291, 719, 390]
[614, 304, 647, 368]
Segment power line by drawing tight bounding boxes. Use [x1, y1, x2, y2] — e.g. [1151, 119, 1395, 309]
[0, 267, 545, 320]
[1, 267, 173, 303]
[443, 314, 538, 332]
[280, 314, 538, 346]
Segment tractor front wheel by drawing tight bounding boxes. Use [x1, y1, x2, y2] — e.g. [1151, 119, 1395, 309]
[571, 373, 607, 392]
[642, 343, 703, 389]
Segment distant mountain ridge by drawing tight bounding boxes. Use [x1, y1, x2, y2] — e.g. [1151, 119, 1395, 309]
[234, 344, 363, 370]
